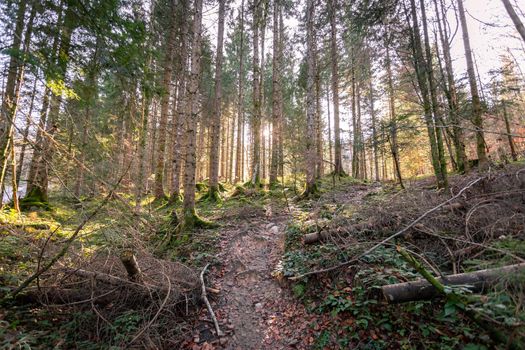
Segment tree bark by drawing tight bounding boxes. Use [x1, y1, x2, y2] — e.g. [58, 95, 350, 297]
[501, 0, 525, 43]
[384, 33, 404, 189]
[0, 0, 27, 204]
[269, 0, 282, 185]
[234, 0, 246, 184]
[250, 0, 262, 186]
[182, 0, 204, 223]
[408, 0, 445, 188]
[207, 0, 226, 200]
[171, 1, 190, 202]
[153, 0, 178, 200]
[303, 0, 317, 196]
[26, 3, 76, 203]
[382, 263, 525, 303]
[420, 0, 448, 188]
[329, 0, 343, 176]
[457, 0, 488, 164]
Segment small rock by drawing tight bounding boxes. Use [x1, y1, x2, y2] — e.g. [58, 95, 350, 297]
[269, 226, 279, 234]
[255, 302, 263, 311]
[219, 337, 228, 346]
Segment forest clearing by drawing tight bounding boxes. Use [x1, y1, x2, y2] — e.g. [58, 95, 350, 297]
[1, 0, 525, 349]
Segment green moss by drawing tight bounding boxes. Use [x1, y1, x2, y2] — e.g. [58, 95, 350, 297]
[200, 185, 222, 203]
[20, 187, 50, 211]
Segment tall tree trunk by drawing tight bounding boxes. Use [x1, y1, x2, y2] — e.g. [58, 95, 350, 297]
[385, 31, 404, 189]
[250, 0, 262, 185]
[171, 1, 190, 202]
[456, 0, 488, 164]
[351, 61, 359, 178]
[367, 49, 379, 182]
[315, 46, 323, 179]
[269, 0, 282, 185]
[0, 0, 27, 204]
[17, 79, 37, 188]
[208, 0, 226, 199]
[501, 0, 525, 43]
[303, 0, 317, 196]
[326, 84, 333, 174]
[228, 111, 235, 183]
[153, 0, 178, 200]
[502, 100, 518, 161]
[435, 0, 467, 173]
[234, 0, 245, 184]
[408, 0, 445, 188]
[182, 0, 204, 225]
[27, 3, 76, 203]
[420, 0, 448, 188]
[329, 0, 343, 175]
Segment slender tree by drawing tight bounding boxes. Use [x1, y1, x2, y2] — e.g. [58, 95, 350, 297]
[456, 0, 488, 165]
[207, 0, 226, 201]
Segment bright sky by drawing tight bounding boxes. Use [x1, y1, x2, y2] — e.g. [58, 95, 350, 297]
[448, 0, 525, 85]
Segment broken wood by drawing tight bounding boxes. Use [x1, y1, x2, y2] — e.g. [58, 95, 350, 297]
[120, 250, 143, 282]
[200, 263, 224, 337]
[382, 262, 525, 304]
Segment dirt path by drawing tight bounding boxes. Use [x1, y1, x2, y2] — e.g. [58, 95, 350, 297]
[191, 183, 379, 349]
[209, 202, 296, 349]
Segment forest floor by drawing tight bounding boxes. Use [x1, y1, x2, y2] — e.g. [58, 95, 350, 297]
[1, 163, 525, 349]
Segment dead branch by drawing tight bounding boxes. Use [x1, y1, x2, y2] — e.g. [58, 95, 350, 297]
[200, 263, 224, 337]
[289, 177, 485, 280]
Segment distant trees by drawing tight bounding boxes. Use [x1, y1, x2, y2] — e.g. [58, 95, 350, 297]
[0, 0, 523, 220]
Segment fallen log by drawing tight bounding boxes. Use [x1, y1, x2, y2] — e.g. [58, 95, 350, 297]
[303, 221, 372, 244]
[382, 262, 525, 304]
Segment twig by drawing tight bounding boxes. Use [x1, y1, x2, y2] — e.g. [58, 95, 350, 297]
[200, 263, 224, 337]
[289, 176, 484, 280]
[128, 270, 172, 346]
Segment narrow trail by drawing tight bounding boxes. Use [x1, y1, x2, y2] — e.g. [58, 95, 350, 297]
[193, 182, 379, 349]
[211, 203, 298, 349]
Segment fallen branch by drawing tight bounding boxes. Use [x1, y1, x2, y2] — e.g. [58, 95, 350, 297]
[289, 177, 484, 280]
[200, 264, 224, 337]
[396, 246, 521, 349]
[382, 262, 525, 303]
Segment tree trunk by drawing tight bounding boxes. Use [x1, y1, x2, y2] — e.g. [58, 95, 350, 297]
[502, 100, 518, 161]
[420, 0, 448, 188]
[182, 0, 204, 224]
[435, 0, 467, 173]
[457, 0, 488, 164]
[315, 46, 323, 179]
[269, 0, 282, 185]
[385, 32, 404, 189]
[153, 0, 178, 200]
[329, 0, 343, 176]
[250, 0, 262, 186]
[382, 263, 525, 303]
[367, 49, 379, 182]
[408, 0, 445, 189]
[501, 0, 525, 43]
[208, 0, 226, 200]
[16, 79, 37, 188]
[303, 0, 317, 196]
[27, 3, 75, 204]
[0, 0, 27, 204]
[234, 0, 245, 184]
[326, 84, 333, 174]
[171, 1, 190, 202]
